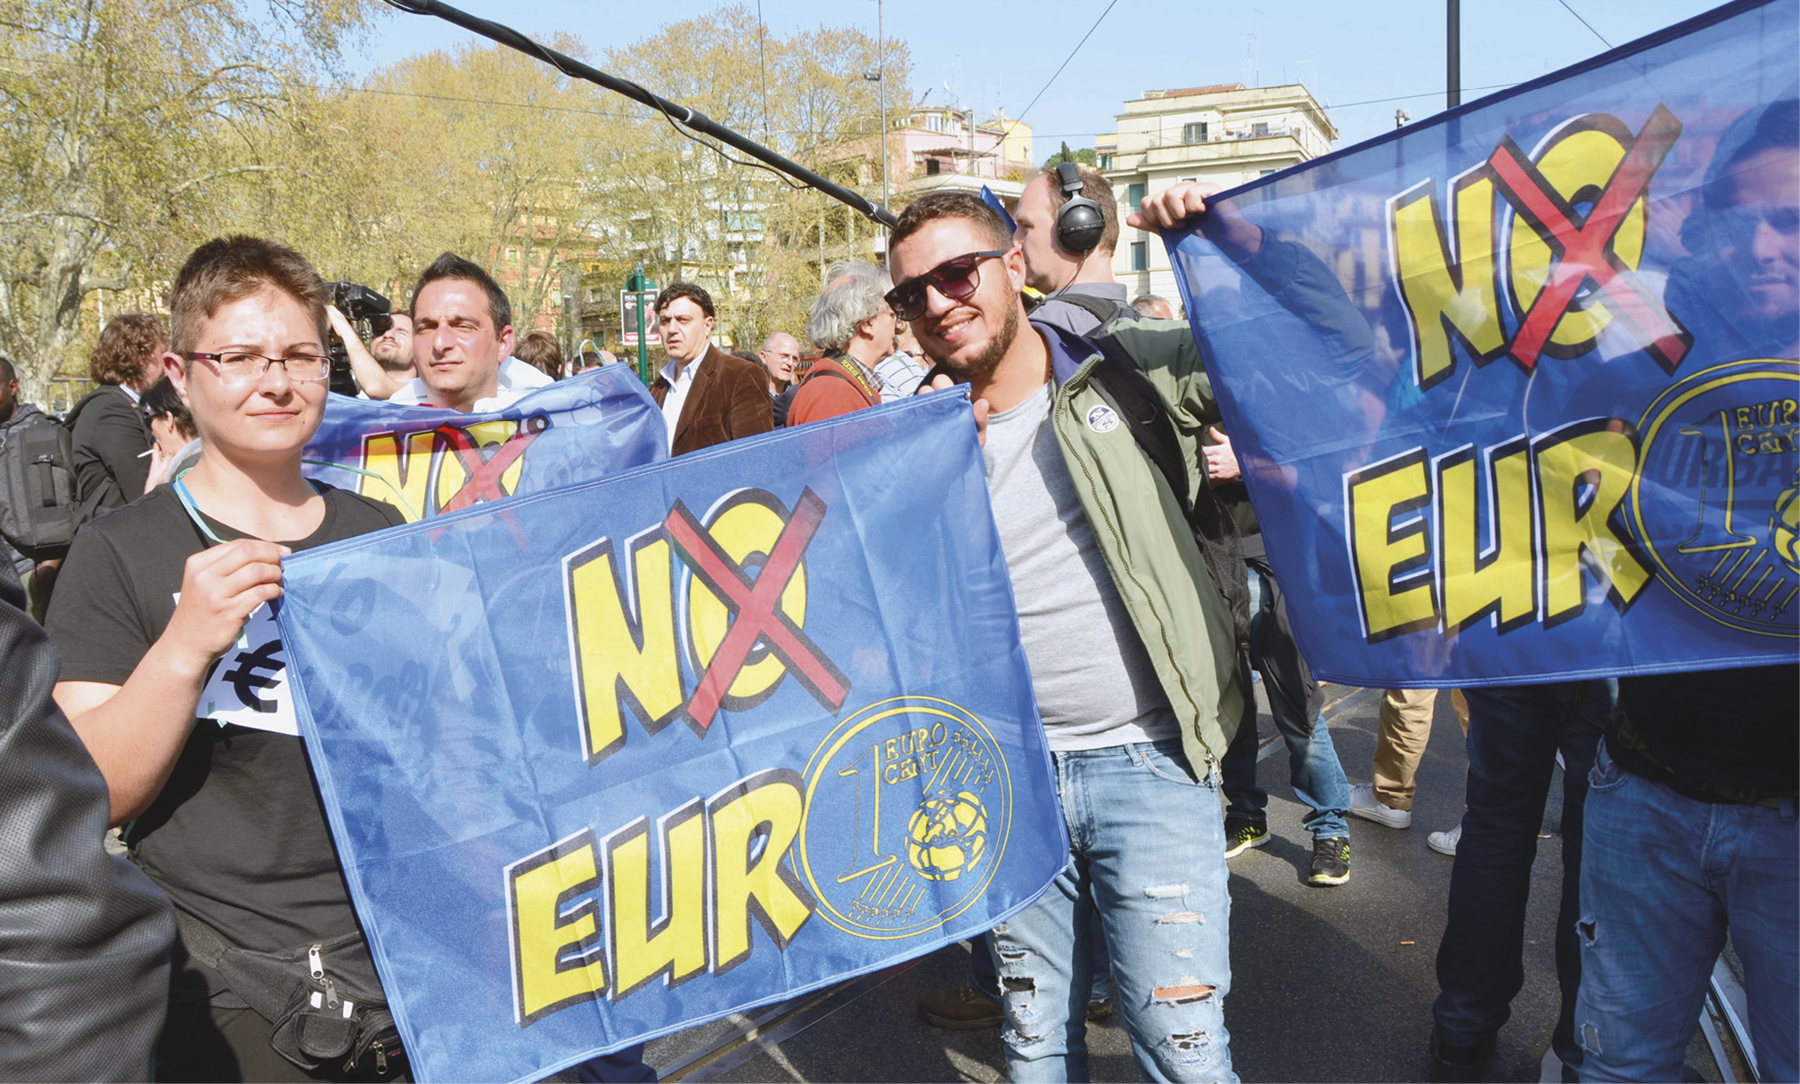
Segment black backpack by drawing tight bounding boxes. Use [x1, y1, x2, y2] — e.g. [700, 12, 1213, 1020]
[0, 414, 81, 560]
[1078, 332, 1253, 651]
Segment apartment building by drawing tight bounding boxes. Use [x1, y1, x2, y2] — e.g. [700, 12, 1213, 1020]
[1098, 82, 1336, 301]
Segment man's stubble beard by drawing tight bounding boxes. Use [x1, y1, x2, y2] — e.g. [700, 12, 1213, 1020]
[372, 345, 416, 376]
[937, 299, 1020, 385]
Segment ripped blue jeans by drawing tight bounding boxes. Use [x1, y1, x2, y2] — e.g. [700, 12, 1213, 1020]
[992, 740, 1235, 1083]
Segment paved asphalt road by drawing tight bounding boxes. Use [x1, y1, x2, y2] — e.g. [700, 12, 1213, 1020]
[626, 683, 1722, 1084]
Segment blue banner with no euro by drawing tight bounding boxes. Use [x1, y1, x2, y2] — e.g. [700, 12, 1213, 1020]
[1166, 0, 1799, 685]
[276, 392, 1067, 1083]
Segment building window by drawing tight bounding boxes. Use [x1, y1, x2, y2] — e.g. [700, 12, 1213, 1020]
[926, 158, 941, 176]
[1127, 182, 1146, 208]
[1260, 168, 1277, 177]
[1182, 121, 1209, 143]
[1252, 121, 1270, 137]
[1098, 154, 1112, 169]
[1131, 241, 1147, 271]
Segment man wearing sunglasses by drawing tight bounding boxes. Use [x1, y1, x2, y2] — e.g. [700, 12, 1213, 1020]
[890, 188, 1247, 1081]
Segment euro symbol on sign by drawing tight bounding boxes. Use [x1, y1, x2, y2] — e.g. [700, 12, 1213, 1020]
[222, 639, 285, 713]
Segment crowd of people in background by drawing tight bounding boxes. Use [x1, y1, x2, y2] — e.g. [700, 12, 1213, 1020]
[0, 143, 1793, 1084]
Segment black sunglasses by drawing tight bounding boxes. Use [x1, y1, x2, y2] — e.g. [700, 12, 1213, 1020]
[885, 250, 1009, 321]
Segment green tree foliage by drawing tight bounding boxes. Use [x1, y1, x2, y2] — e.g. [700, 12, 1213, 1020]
[0, 0, 377, 405]
[1043, 142, 1097, 169]
[0, 1, 909, 402]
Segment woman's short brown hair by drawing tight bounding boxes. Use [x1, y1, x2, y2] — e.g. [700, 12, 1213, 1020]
[88, 313, 167, 388]
[167, 235, 328, 356]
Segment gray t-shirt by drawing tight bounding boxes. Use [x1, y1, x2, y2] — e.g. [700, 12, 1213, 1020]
[983, 379, 1180, 750]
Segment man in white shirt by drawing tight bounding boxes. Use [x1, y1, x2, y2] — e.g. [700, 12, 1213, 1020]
[388, 253, 552, 413]
[648, 282, 772, 455]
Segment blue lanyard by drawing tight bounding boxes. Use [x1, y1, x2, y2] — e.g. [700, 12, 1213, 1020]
[172, 471, 229, 546]
[172, 469, 324, 547]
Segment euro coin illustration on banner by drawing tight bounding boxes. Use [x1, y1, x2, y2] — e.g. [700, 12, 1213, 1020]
[799, 696, 1013, 940]
[1631, 358, 1800, 638]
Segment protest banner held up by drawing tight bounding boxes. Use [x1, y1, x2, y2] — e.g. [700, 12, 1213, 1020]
[182, 368, 667, 737]
[1167, 0, 1799, 686]
[301, 365, 667, 521]
[276, 392, 1067, 1083]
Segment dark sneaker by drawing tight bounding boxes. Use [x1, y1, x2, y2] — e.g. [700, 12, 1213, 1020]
[1086, 997, 1114, 1023]
[1223, 816, 1270, 858]
[917, 980, 1002, 1030]
[1427, 1028, 1495, 1082]
[1307, 836, 1351, 886]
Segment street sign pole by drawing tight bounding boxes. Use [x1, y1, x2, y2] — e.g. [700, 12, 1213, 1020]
[630, 263, 651, 385]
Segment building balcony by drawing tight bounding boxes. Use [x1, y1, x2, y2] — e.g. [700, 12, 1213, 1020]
[1110, 131, 1310, 171]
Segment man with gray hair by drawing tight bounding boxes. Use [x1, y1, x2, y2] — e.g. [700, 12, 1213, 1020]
[1131, 294, 1177, 319]
[786, 260, 894, 426]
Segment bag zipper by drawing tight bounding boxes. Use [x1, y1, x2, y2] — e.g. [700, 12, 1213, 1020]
[308, 942, 341, 1010]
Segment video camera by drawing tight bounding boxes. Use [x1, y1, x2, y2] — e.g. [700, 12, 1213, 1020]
[325, 281, 394, 396]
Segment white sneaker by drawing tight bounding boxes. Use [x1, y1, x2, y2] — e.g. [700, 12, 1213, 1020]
[1427, 823, 1462, 857]
[1348, 783, 1412, 829]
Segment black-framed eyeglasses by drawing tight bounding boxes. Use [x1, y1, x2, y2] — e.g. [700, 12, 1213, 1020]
[183, 351, 331, 385]
[884, 250, 1009, 321]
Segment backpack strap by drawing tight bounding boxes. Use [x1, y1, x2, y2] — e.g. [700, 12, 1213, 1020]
[1049, 291, 1140, 330]
[1083, 333, 1253, 651]
[1083, 334, 1194, 516]
[800, 363, 878, 404]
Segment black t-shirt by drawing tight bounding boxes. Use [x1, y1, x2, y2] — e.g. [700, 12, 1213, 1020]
[1611, 664, 1799, 804]
[45, 482, 404, 999]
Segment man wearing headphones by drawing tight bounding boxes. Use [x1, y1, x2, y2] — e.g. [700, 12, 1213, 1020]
[1013, 163, 1137, 335]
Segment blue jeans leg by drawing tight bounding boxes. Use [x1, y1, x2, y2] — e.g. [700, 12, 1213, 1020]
[573, 1045, 655, 1083]
[995, 741, 1236, 1083]
[1575, 740, 1798, 1083]
[974, 922, 1112, 1004]
[1222, 566, 1351, 838]
[1433, 679, 1612, 1075]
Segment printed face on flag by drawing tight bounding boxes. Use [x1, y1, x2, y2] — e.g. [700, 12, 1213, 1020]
[1709, 143, 1799, 329]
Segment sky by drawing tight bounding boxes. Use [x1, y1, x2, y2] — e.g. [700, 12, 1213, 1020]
[349, 0, 1730, 156]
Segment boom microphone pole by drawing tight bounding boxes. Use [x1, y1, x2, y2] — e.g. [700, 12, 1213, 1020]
[382, 0, 899, 228]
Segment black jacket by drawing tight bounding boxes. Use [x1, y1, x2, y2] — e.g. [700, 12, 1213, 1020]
[0, 560, 174, 1080]
[69, 385, 152, 514]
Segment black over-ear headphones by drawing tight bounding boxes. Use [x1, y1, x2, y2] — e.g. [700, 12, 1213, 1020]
[1054, 161, 1106, 257]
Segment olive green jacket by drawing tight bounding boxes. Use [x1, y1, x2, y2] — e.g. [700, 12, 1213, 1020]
[1035, 317, 1246, 778]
